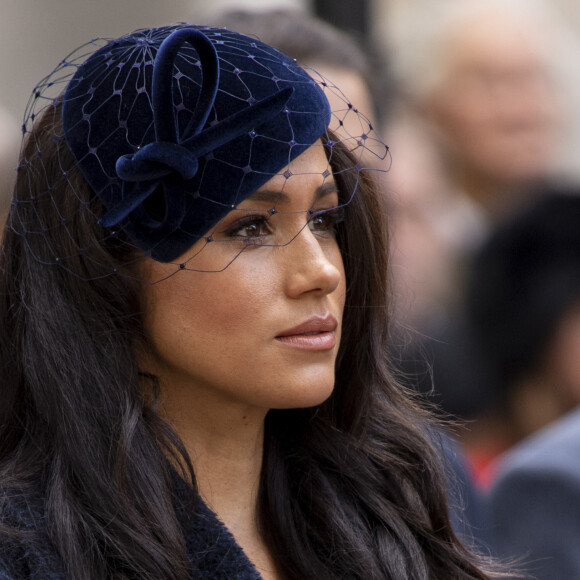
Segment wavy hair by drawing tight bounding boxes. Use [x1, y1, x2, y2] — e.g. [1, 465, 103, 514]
[0, 101, 495, 578]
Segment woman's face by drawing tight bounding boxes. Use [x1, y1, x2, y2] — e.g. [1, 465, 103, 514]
[139, 143, 346, 415]
[426, 13, 557, 186]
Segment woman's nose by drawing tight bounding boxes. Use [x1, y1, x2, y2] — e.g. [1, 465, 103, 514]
[282, 226, 343, 299]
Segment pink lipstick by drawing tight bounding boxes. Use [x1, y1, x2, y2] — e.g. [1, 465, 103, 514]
[275, 315, 338, 351]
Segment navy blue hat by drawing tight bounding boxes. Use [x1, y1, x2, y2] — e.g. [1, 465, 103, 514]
[60, 25, 331, 262]
[13, 23, 388, 277]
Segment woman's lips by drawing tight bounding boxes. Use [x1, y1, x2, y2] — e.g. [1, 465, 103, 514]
[275, 315, 338, 351]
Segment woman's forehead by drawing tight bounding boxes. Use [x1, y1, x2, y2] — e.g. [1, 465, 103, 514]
[241, 142, 338, 208]
[240, 182, 339, 212]
[284, 139, 329, 172]
[258, 141, 332, 187]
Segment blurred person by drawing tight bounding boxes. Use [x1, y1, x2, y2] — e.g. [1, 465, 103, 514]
[0, 105, 20, 225]
[411, 6, 558, 214]
[386, 0, 571, 327]
[462, 191, 580, 486]
[387, 1, 580, 471]
[387, 143, 485, 326]
[490, 406, 580, 580]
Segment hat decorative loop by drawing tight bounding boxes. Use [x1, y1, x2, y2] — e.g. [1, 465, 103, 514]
[57, 24, 338, 263]
[100, 28, 293, 230]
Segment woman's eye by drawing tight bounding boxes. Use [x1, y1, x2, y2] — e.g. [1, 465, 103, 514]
[308, 208, 345, 234]
[225, 216, 271, 241]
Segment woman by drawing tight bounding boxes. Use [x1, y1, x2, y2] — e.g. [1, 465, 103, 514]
[0, 24, 493, 579]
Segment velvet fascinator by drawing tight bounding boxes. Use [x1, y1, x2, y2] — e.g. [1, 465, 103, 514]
[13, 24, 388, 275]
[63, 25, 331, 262]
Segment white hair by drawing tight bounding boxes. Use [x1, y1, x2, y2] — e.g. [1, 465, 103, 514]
[386, 0, 580, 179]
[190, 0, 310, 20]
[388, 0, 577, 101]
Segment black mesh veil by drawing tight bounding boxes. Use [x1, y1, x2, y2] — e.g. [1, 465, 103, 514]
[11, 25, 389, 282]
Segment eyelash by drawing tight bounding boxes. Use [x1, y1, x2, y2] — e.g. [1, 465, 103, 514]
[223, 214, 273, 245]
[308, 207, 345, 235]
[223, 207, 345, 245]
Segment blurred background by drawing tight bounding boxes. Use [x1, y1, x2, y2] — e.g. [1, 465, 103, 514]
[3, 0, 580, 495]
[2, 0, 579, 125]
[2, 0, 580, 175]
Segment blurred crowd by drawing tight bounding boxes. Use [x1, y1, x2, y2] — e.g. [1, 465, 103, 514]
[384, 2, 580, 576]
[3, 0, 580, 577]
[380, 1, 580, 576]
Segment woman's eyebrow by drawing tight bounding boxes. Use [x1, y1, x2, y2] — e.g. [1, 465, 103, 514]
[247, 182, 339, 205]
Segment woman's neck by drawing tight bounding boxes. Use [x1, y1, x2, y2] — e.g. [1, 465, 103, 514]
[184, 412, 281, 579]
[189, 412, 265, 522]
[160, 392, 265, 509]
[158, 389, 281, 578]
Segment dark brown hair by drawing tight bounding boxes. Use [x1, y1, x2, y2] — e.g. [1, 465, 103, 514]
[0, 100, 496, 578]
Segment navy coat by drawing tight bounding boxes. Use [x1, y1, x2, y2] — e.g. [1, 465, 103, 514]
[0, 474, 262, 579]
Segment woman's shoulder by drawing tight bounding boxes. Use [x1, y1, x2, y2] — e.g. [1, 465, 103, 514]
[0, 484, 66, 579]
